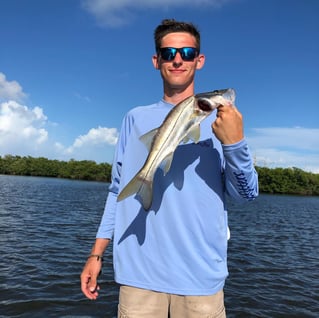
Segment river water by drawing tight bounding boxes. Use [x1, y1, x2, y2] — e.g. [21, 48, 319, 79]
[0, 175, 318, 317]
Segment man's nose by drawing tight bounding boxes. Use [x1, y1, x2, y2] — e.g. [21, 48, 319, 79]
[172, 52, 183, 65]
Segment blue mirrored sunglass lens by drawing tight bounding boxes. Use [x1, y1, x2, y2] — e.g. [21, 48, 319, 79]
[181, 48, 197, 60]
[159, 48, 198, 61]
[161, 48, 177, 60]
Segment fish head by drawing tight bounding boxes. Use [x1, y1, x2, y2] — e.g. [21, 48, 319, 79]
[195, 88, 236, 112]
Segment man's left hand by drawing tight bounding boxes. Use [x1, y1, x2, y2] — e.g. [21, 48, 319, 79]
[212, 104, 244, 145]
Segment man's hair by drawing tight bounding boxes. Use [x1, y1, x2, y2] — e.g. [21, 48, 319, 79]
[154, 19, 201, 53]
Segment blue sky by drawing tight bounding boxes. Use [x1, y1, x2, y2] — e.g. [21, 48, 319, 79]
[0, 0, 318, 172]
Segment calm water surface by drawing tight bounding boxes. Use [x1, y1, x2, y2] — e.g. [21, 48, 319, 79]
[0, 175, 318, 317]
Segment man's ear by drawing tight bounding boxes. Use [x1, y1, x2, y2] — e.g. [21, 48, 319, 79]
[196, 54, 205, 70]
[152, 54, 160, 69]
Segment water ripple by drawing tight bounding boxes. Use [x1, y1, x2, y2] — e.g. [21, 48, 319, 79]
[0, 176, 318, 317]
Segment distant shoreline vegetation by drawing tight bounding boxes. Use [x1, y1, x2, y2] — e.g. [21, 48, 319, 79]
[0, 155, 111, 183]
[0, 155, 318, 196]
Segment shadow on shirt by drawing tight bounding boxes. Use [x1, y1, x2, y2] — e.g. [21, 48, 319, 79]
[118, 138, 223, 245]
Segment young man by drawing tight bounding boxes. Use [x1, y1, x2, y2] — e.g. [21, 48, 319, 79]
[81, 19, 258, 317]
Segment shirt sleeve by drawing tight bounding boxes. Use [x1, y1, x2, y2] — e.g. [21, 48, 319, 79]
[96, 114, 131, 239]
[222, 139, 259, 202]
[95, 163, 120, 239]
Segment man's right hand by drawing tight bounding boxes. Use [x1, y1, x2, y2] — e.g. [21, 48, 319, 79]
[80, 238, 110, 299]
[80, 257, 103, 300]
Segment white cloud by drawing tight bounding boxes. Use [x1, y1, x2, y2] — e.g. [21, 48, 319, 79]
[247, 127, 319, 173]
[68, 126, 118, 151]
[0, 100, 118, 162]
[62, 126, 119, 162]
[81, 0, 234, 27]
[0, 72, 27, 101]
[0, 100, 48, 150]
[0, 72, 118, 163]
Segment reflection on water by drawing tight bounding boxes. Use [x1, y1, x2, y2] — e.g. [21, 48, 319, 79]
[0, 175, 318, 317]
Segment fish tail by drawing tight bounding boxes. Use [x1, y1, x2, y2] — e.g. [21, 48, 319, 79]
[117, 173, 153, 211]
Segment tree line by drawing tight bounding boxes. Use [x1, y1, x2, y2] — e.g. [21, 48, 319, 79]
[0, 155, 318, 195]
[0, 155, 111, 182]
[255, 166, 319, 196]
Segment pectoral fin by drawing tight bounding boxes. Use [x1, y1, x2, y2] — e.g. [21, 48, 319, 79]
[183, 124, 200, 143]
[139, 128, 158, 151]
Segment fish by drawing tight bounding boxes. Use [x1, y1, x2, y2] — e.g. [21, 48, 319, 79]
[117, 88, 236, 210]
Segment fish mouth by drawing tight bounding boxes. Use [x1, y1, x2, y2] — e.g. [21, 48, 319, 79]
[197, 98, 215, 111]
[196, 88, 236, 110]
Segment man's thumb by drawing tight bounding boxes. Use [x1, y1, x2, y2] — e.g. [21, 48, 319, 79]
[88, 277, 97, 292]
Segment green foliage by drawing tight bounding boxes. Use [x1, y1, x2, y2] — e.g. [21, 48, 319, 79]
[255, 166, 319, 196]
[0, 155, 111, 182]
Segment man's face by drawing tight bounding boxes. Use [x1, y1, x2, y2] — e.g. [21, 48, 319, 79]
[153, 32, 205, 93]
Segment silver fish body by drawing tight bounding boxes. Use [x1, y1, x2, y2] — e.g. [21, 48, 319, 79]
[117, 88, 236, 210]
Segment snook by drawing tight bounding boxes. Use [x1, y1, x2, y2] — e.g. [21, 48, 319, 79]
[117, 88, 236, 210]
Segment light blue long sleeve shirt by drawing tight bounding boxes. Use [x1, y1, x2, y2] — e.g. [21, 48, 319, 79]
[97, 100, 258, 295]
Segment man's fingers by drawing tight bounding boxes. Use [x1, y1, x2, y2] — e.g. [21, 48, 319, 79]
[88, 276, 98, 292]
[80, 272, 99, 300]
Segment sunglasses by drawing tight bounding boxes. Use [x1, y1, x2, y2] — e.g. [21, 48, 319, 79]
[158, 47, 199, 61]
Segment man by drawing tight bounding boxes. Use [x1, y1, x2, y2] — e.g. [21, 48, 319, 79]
[81, 19, 258, 317]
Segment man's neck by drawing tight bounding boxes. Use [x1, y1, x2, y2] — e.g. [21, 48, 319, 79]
[163, 85, 194, 105]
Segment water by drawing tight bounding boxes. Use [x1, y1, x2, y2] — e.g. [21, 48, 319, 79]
[0, 175, 318, 317]
[225, 195, 319, 317]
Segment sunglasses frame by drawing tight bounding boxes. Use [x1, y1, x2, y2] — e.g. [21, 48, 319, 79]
[158, 47, 199, 61]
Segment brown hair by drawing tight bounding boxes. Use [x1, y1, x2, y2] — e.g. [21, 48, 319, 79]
[154, 19, 201, 53]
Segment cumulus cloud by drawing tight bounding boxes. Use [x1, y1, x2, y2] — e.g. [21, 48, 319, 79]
[67, 126, 118, 152]
[0, 74, 48, 156]
[81, 0, 234, 27]
[0, 72, 27, 101]
[0, 72, 118, 162]
[0, 101, 48, 151]
[0, 99, 119, 162]
[247, 127, 319, 173]
[60, 126, 118, 162]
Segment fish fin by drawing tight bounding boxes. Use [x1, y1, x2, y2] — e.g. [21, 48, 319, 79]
[139, 128, 158, 151]
[182, 136, 190, 143]
[187, 125, 201, 143]
[160, 153, 174, 176]
[138, 181, 153, 211]
[117, 173, 153, 211]
[117, 175, 141, 202]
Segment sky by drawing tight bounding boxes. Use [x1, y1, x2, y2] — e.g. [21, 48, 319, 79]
[0, 0, 318, 173]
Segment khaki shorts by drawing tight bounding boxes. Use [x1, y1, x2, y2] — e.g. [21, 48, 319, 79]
[118, 285, 226, 318]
